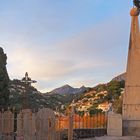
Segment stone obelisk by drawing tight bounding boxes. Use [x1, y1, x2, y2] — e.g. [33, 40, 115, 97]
[123, 7, 140, 136]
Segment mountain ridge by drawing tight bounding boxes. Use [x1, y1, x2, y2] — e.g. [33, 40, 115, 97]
[8, 72, 125, 113]
[112, 73, 126, 82]
[46, 84, 87, 95]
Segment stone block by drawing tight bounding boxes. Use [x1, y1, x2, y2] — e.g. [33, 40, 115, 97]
[107, 113, 122, 136]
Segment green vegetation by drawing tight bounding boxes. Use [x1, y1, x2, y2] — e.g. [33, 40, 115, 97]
[77, 111, 85, 116]
[89, 109, 103, 115]
[7, 76, 125, 114]
[73, 80, 125, 114]
[88, 104, 103, 115]
[0, 48, 10, 108]
[106, 80, 124, 100]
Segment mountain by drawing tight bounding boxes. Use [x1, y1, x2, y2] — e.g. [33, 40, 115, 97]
[8, 80, 84, 111]
[112, 73, 126, 82]
[8, 73, 125, 113]
[47, 84, 87, 95]
[8, 79, 71, 111]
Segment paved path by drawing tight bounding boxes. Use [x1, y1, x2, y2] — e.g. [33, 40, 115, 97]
[80, 136, 140, 140]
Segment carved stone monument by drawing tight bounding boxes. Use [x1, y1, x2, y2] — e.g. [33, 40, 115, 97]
[21, 72, 36, 109]
[123, 4, 140, 136]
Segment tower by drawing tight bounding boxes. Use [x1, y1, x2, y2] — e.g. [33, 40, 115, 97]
[123, 6, 140, 135]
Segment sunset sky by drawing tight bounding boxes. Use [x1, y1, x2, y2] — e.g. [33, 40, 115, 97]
[0, 0, 133, 92]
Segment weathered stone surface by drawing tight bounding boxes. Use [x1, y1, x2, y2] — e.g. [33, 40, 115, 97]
[130, 7, 139, 16]
[17, 111, 23, 137]
[107, 113, 122, 136]
[123, 14, 140, 117]
[123, 120, 140, 136]
[22, 109, 35, 140]
[36, 108, 55, 140]
[3, 110, 14, 134]
[122, 8, 140, 136]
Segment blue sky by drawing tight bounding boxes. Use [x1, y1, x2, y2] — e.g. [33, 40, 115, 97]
[0, 0, 133, 92]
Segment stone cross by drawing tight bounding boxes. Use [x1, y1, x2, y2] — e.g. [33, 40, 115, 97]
[21, 72, 36, 109]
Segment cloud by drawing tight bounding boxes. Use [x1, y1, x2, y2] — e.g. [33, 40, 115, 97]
[6, 45, 105, 80]
[0, 5, 130, 92]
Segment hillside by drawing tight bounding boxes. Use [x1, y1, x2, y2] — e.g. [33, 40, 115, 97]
[8, 79, 69, 110]
[8, 80, 85, 111]
[70, 79, 125, 115]
[8, 74, 125, 114]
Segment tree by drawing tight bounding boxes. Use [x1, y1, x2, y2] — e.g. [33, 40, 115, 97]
[0, 47, 10, 108]
[89, 109, 103, 116]
[106, 81, 122, 101]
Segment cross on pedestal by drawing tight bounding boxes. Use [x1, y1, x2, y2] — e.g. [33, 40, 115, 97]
[134, 0, 140, 9]
[21, 72, 37, 109]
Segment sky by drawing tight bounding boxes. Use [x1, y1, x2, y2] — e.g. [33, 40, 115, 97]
[0, 0, 133, 92]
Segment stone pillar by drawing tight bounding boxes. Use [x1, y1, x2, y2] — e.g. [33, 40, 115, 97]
[68, 106, 74, 140]
[123, 7, 140, 136]
[22, 109, 35, 140]
[3, 110, 14, 140]
[36, 108, 56, 140]
[16, 111, 24, 140]
[107, 112, 122, 136]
